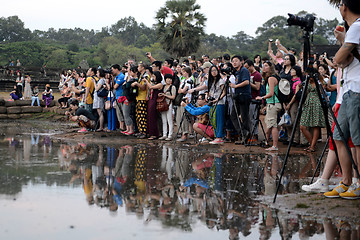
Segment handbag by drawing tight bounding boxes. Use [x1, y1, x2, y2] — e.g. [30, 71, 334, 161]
[156, 95, 169, 112]
[97, 88, 108, 98]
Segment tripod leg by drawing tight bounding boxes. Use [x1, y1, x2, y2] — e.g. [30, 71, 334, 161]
[173, 109, 187, 143]
[310, 136, 330, 184]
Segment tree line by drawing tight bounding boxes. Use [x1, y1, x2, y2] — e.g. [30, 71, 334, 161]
[0, 8, 339, 69]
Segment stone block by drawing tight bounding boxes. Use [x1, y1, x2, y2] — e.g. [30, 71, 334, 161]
[0, 114, 7, 119]
[7, 106, 22, 114]
[15, 100, 32, 106]
[0, 98, 5, 106]
[5, 101, 16, 107]
[21, 106, 43, 113]
[7, 114, 20, 119]
[0, 106, 6, 114]
[20, 114, 32, 118]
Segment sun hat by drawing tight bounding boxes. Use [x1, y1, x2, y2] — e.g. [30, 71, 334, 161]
[278, 79, 291, 95]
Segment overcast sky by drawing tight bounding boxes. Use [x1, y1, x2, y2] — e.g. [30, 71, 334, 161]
[1, 0, 341, 37]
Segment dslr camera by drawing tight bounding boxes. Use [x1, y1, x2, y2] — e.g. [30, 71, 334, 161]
[287, 13, 315, 32]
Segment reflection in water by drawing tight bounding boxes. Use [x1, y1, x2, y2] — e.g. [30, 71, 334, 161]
[1, 133, 360, 239]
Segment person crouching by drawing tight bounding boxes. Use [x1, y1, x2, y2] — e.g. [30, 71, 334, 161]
[65, 99, 97, 133]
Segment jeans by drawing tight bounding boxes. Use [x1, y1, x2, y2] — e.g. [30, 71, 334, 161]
[31, 96, 40, 106]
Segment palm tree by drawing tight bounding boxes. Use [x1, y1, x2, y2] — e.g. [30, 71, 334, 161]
[327, 0, 341, 6]
[155, 0, 206, 58]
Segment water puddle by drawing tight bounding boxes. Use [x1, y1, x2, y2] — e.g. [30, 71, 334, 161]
[0, 120, 359, 239]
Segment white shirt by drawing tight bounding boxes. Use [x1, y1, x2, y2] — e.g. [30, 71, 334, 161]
[343, 19, 360, 94]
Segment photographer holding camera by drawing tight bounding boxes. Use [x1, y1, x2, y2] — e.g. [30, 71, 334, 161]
[180, 94, 214, 143]
[206, 66, 226, 144]
[176, 66, 194, 142]
[229, 55, 252, 144]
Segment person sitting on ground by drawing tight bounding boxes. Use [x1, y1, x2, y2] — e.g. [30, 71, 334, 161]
[181, 94, 214, 143]
[42, 84, 53, 108]
[58, 83, 72, 108]
[9, 85, 21, 100]
[31, 85, 40, 106]
[65, 99, 97, 133]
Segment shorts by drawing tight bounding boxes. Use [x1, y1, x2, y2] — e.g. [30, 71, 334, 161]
[197, 123, 215, 138]
[329, 104, 355, 150]
[333, 91, 360, 146]
[265, 103, 282, 129]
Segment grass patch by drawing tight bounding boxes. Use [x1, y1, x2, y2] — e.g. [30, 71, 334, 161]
[295, 203, 310, 208]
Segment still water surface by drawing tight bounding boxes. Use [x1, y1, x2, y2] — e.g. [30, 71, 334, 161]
[0, 121, 359, 239]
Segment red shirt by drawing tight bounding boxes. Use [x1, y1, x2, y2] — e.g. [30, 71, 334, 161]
[250, 71, 262, 99]
[161, 66, 174, 76]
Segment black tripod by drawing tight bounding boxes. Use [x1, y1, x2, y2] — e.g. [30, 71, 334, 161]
[246, 99, 269, 147]
[173, 98, 198, 144]
[224, 75, 248, 143]
[273, 29, 360, 203]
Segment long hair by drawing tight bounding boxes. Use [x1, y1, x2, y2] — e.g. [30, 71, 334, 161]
[261, 61, 277, 82]
[153, 71, 162, 84]
[207, 66, 221, 93]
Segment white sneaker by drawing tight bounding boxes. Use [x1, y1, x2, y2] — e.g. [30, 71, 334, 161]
[301, 178, 329, 193]
[199, 137, 207, 143]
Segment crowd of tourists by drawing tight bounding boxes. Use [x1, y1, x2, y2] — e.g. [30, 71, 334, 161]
[7, 0, 360, 201]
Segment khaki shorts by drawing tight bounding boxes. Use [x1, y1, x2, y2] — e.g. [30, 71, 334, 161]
[265, 103, 282, 129]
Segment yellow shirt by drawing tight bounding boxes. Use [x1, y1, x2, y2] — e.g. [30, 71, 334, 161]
[136, 74, 148, 101]
[85, 76, 96, 104]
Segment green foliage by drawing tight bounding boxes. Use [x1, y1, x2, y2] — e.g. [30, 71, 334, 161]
[155, 0, 206, 57]
[0, 16, 32, 42]
[0, 11, 339, 69]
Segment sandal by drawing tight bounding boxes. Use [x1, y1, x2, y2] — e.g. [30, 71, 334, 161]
[148, 136, 157, 140]
[303, 146, 311, 151]
[265, 146, 278, 151]
[307, 147, 316, 153]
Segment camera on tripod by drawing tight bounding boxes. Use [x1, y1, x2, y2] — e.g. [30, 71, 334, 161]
[287, 13, 315, 32]
[207, 96, 215, 102]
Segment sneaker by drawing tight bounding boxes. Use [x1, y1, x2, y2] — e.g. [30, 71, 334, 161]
[176, 137, 187, 142]
[159, 136, 167, 140]
[301, 178, 329, 193]
[265, 146, 278, 151]
[165, 137, 172, 141]
[210, 139, 224, 145]
[77, 128, 88, 133]
[339, 182, 360, 200]
[324, 181, 349, 198]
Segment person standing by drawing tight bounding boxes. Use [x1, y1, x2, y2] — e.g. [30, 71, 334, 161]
[23, 75, 32, 100]
[325, 0, 360, 199]
[229, 56, 252, 144]
[244, 59, 262, 142]
[112, 64, 126, 131]
[84, 67, 97, 112]
[132, 62, 149, 139]
[93, 69, 106, 131]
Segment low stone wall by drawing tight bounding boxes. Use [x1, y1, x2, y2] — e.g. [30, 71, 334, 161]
[0, 98, 58, 119]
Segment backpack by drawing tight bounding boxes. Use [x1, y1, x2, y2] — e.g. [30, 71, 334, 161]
[273, 75, 292, 104]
